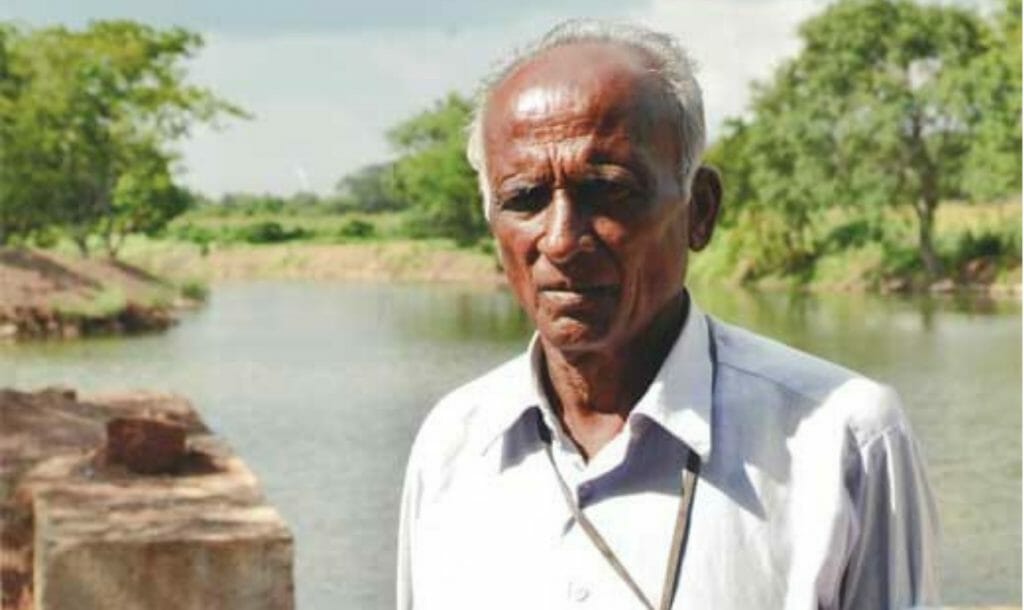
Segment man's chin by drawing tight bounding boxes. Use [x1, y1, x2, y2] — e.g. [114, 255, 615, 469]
[536, 316, 613, 354]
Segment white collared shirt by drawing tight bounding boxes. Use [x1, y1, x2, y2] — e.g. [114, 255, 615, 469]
[397, 301, 939, 609]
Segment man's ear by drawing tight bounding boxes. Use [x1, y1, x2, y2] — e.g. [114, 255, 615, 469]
[688, 165, 722, 252]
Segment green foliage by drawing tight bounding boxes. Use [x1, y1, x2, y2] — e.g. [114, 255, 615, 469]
[388, 93, 486, 246]
[217, 193, 286, 215]
[702, 119, 755, 226]
[958, 0, 1022, 200]
[337, 218, 376, 239]
[52, 287, 128, 319]
[166, 222, 217, 246]
[164, 209, 406, 246]
[706, 0, 1020, 282]
[232, 221, 309, 244]
[0, 21, 244, 256]
[191, 191, 358, 217]
[334, 163, 405, 213]
[953, 228, 1021, 262]
[178, 277, 210, 301]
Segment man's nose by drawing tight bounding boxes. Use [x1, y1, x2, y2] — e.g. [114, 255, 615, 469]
[538, 188, 595, 263]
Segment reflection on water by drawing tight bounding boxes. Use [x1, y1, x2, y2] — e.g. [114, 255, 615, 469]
[1, 280, 1019, 607]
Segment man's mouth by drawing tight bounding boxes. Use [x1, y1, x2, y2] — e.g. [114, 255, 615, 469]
[538, 284, 619, 296]
[537, 284, 620, 309]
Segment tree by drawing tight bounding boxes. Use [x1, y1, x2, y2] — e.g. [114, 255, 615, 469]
[0, 25, 61, 245]
[739, 0, 1001, 277]
[0, 21, 245, 255]
[334, 162, 404, 213]
[702, 118, 755, 226]
[387, 93, 485, 245]
[957, 0, 1022, 201]
[103, 144, 192, 255]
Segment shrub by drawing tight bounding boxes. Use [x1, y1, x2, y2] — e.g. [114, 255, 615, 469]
[955, 230, 1010, 261]
[233, 221, 309, 244]
[819, 218, 882, 252]
[179, 278, 210, 301]
[947, 228, 1021, 270]
[168, 223, 217, 245]
[337, 219, 376, 239]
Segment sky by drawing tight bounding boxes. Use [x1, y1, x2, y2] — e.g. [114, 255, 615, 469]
[0, 0, 987, 197]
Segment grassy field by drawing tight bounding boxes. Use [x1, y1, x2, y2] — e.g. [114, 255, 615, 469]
[113, 236, 501, 284]
[164, 209, 409, 245]
[688, 199, 1021, 293]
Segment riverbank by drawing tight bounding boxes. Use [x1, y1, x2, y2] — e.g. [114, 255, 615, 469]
[136, 198, 1023, 297]
[119, 238, 506, 284]
[0, 249, 202, 340]
[111, 234, 1020, 298]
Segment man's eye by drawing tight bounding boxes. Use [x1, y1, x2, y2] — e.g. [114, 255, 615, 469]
[575, 179, 635, 205]
[499, 186, 550, 213]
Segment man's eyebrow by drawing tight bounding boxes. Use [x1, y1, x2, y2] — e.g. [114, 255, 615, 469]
[495, 174, 549, 194]
[580, 164, 642, 183]
[575, 162, 652, 192]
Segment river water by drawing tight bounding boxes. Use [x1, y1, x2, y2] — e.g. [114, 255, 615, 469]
[1, 281, 1019, 607]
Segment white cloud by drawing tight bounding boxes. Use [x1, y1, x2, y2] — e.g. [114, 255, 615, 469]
[627, 0, 821, 137]
[177, 2, 823, 196]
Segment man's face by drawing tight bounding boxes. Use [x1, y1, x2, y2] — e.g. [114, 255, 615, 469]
[483, 42, 711, 355]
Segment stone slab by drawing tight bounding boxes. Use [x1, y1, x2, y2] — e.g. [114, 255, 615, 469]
[0, 388, 294, 610]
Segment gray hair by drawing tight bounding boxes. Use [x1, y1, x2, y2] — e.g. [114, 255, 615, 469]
[466, 19, 707, 219]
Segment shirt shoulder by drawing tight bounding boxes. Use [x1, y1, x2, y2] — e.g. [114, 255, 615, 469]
[406, 352, 530, 476]
[710, 318, 907, 448]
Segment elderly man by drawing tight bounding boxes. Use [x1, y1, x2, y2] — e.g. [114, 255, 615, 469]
[397, 20, 938, 610]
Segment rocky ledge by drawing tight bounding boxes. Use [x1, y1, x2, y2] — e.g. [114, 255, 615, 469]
[0, 248, 200, 341]
[0, 387, 294, 610]
[0, 303, 179, 341]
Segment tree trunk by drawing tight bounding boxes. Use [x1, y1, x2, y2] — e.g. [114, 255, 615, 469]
[914, 197, 943, 278]
[101, 218, 114, 259]
[105, 227, 126, 259]
[73, 233, 89, 258]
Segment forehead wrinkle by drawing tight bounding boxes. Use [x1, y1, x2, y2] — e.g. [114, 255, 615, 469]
[484, 43, 683, 195]
[496, 94, 640, 177]
[494, 130, 641, 188]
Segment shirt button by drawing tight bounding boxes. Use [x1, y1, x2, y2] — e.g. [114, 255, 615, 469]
[577, 482, 593, 503]
[569, 582, 590, 602]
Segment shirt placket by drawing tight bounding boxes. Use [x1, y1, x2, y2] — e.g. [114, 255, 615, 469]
[542, 419, 652, 608]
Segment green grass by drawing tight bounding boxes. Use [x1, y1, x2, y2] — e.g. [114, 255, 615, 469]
[49, 282, 184, 320]
[165, 210, 407, 245]
[37, 199, 1021, 294]
[690, 199, 1020, 291]
[178, 277, 210, 301]
[51, 287, 128, 319]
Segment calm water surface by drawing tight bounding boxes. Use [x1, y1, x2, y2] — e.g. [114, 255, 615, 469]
[1, 281, 1019, 607]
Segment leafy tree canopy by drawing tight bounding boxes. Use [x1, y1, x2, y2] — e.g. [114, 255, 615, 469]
[387, 93, 485, 246]
[707, 0, 1020, 277]
[0, 20, 246, 255]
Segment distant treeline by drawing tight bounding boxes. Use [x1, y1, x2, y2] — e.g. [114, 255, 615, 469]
[188, 92, 484, 245]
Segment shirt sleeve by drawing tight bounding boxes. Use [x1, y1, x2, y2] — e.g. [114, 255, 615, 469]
[396, 445, 422, 610]
[840, 403, 941, 610]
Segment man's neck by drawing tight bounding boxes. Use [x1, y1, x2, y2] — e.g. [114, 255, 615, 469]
[540, 291, 689, 461]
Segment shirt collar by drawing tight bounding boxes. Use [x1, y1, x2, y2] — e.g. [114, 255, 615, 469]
[475, 298, 715, 463]
[629, 299, 714, 462]
[472, 335, 546, 456]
